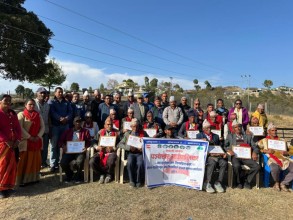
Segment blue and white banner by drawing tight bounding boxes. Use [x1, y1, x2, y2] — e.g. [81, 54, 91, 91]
[143, 138, 209, 190]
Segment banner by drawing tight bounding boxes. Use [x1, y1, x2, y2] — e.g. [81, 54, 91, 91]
[143, 138, 209, 190]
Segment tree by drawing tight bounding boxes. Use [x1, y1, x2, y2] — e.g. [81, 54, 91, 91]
[88, 86, 93, 93]
[15, 84, 25, 98]
[99, 83, 105, 93]
[107, 79, 119, 90]
[70, 82, 79, 92]
[23, 87, 34, 98]
[193, 79, 201, 91]
[204, 80, 212, 90]
[122, 79, 138, 89]
[144, 77, 149, 87]
[33, 59, 66, 93]
[263, 80, 273, 89]
[0, 0, 53, 81]
[149, 78, 158, 89]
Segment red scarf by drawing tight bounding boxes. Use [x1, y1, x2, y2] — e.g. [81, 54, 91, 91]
[204, 131, 213, 141]
[23, 109, 42, 151]
[228, 122, 234, 134]
[266, 135, 283, 167]
[185, 121, 198, 131]
[113, 119, 120, 130]
[207, 118, 221, 130]
[125, 117, 132, 122]
[143, 122, 158, 130]
[99, 129, 116, 167]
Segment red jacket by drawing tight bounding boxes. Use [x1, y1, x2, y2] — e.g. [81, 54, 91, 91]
[58, 128, 91, 148]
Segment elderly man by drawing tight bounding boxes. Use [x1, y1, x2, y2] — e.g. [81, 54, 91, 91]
[228, 99, 249, 131]
[121, 108, 135, 135]
[133, 94, 149, 124]
[163, 125, 176, 138]
[188, 98, 202, 115]
[118, 118, 148, 187]
[178, 111, 199, 139]
[112, 92, 123, 120]
[150, 96, 164, 127]
[225, 121, 260, 189]
[196, 120, 227, 193]
[178, 96, 191, 122]
[161, 92, 169, 110]
[143, 111, 164, 138]
[123, 91, 135, 117]
[163, 96, 184, 136]
[109, 109, 120, 130]
[251, 103, 268, 130]
[91, 90, 104, 125]
[34, 87, 50, 168]
[89, 117, 119, 184]
[59, 116, 91, 183]
[258, 123, 293, 192]
[98, 94, 118, 127]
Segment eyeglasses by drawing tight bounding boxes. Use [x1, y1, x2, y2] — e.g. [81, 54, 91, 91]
[235, 103, 242, 105]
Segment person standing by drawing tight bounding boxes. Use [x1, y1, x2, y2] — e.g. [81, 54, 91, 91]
[48, 87, 73, 172]
[34, 87, 50, 168]
[0, 95, 21, 198]
[98, 94, 118, 127]
[17, 99, 45, 186]
[228, 99, 249, 131]
[91, 90, 104, 126]
[132, 94, 149, 124]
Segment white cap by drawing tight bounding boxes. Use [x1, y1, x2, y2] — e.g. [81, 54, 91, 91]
[127, 91, 134, 96]
[169, 96, 175, 102]
[209, 111, 217, 118]
[85, 111, 92, 117]
[110, 109, 116, 114]
[83, 90, 89, 96]
[127, 107, 134, 113]
[202, 119, 210, 128]
[130, 118, 138, 126]
[267, 122, 276, 131]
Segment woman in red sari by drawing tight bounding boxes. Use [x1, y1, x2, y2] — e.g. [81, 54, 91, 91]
[17, 99, 45, 186]
[0, 95, 21, 198]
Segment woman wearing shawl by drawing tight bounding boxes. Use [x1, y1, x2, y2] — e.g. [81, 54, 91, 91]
[17, 99, 45, 186]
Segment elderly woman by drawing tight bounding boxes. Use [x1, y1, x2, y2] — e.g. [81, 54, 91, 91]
[17, 99, 45, 186]
[258, 123, 293, 192]
[118, 118, 148, 188]
[228, 99, 249, 131]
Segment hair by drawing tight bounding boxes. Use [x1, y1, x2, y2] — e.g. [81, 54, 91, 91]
[24, 98, 36, 105]
[72, 92, 79, 96]
[161, 92, 168, 96]
[146, 111, 153, 115]
[217, 98, 223, 103]
[234, 99, 242, 104]
[206, 103, 214, 108]
[55, 87, 63, 92]
[154, 96, 161, 101]
[0, 94, 11, 101]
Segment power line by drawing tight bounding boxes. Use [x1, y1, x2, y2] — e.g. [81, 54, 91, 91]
[44, 0, 231, 73]
[0, 23, 195, 77]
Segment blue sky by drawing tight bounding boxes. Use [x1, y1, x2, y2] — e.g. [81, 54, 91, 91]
[1, 0, 293, 93]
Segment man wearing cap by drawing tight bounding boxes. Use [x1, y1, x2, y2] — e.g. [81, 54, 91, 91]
[258, 123, 293, 192]
[89, 117, 119, 184]
[132, 94, 149, 125]
[91, 90, 104, 126]
[34, 87, 50, 168]
[98, 94, 118, 128]
[121, 108, 135, 135]
[143, 111, 164, 138]
[59, 116, 91, 182]
[178, 111, 199, 139]
[118, 118, 148, 187]
[109, 109, 120, 130]
[196, 119, 227, 193]
[178, 96, 191, 122]
[150, 96, 165, 128]
[48, 87, 73, 172]
[81, 111, 99, 141]
[225, 121, 260, 189]
[143, 93, 154, 110]
[251, 103, 268, 130]
[123, 91, 135, 118]
[163, 96, 184, 136]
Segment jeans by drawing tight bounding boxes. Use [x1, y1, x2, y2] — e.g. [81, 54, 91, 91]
[41, 133, 49, 166]
[127, 153, 144, 184]
[50, 125, 69, 168]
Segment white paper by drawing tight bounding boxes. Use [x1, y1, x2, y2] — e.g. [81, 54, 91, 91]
[186, 130, 199, 139]
[233, 146, 251, 159]
[127, 135, 143, 149]
[99, 136, 116, 147]
[211, 129, 221, 137]
[268, 139, 287, 151]
[66, 141, 85, 153]
[208, 145, 225, 154]
[249, 126, 264, 136]
[123, 121, 132, 130]
[144, 129, 157, 137]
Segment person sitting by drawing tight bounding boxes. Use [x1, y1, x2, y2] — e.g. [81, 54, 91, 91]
[196, 120, 227, 193]
[118, 118, 148, 188]
[59, 116, 91, 183]
[81, 111, 99, 142]
[143, 111, 164, 138]
[109, 109, 120, 130]
[178, 111, 199, 139]
[163, 125, 176, 138]
[257, 123, 293, 192]
[224, 121, 260, 189]
[121, 108, 135, 135]
[89, 117, 119, 184]
[246, 117, 265, 143]
[223, 112, 237, 139]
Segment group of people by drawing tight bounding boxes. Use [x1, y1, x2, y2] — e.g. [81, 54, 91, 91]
[0, 87, 293, 199]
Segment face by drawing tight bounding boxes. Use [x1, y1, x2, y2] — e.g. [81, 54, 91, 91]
[137, 97, 143, 104]
[258, 108, 265, 114]
[144, 97, 149, 103]
[170, 101, 176, 108]
[207, 105, 214, 112]
[95, 92, 101, 100]
[37, 92, 46, 101]
[128, 111, 134, 118]
[104, 120, 113, 131]
[131, 123, 138, 132]
[161, 94, 167, 102]
[114, 95, 121, 103]
[189, 116, 195, 123]
[203, 126, 211, 134]
[229, 113, 236, 121]
[72, 94, 79, 102]
[25, 100, 35, 112]
[128, 96, 134, 102]
[85, 116, 92, 122]
[65, 93, 73, 102]
[110, 112, 116, 119]
[147, 113, 153, 122]
[74, 120, 82, 130]
[165, 129, 173, 136]
[217, 100, 223, 108]
[194, 101, 200, 109]
[235, 101, 242, 109]
[154, 99, 161, 107]
[181, 98, 187, 105]
[233, 125, 242, 134]
[84, 95, 90, 102]
[210, 116, 216, 122]
[55, 89, 63, 99]
[0, 96, 12, 109]
[104, 96, 110, 104]
[268, 128, 277, 137]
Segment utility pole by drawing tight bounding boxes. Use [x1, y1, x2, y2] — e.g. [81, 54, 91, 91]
[241, 75, 251, 109]
[169, 77, 173, 96]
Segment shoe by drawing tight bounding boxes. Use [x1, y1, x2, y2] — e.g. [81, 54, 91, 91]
[214, 181, 225, 193]
[237, 183, 243, 189]
[0, 191, 8, 199]
[280, 184, 290, 192]
[104, 176, 111, 184]
[244, 181, 252, 189]
[129, 182, 135, 188]
[136, 183, 142, 188]
[98, 175, 105, 184]
[273, 183, 281, 191]
[205, 183, 215, 193]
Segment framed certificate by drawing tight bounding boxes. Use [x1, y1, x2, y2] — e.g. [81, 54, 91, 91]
[144, 128, 157, 137]
[127, 135, 143, 149]
[66, 141, 85, 154]
[186, 130, 199, 139]
[123, 121, 132, 130]
[98, 136, 116, 147]
[232, 145, 251, 159]
[208, 145, 225, 154]
[211, 129, 221, 137]
[268, 139, 287, 151]
[249, 126, 264, 136]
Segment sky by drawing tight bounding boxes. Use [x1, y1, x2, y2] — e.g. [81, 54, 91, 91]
[1, 0, 293, 93]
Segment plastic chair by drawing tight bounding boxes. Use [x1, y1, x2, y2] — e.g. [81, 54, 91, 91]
[117, 148, 128, 184]
[262, 154, 293, 189]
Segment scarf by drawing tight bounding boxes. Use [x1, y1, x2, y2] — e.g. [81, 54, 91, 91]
[99, 129, 116, 167]
[23, 108, 42, 151]
[266, 135, 283, 167]
[185, 121, 198, 131]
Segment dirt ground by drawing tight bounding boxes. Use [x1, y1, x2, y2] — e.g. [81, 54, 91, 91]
[1, 168, 293, 220]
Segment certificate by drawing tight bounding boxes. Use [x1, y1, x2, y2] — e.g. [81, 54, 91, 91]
[186, 130, 199, 139]
[268, 139, 287, 151]
[208, 145, 225, 154]
[232, 145, 251, 159]
[211, 129, 221, 137]
[144, 129, 157, 137]
[98, 136, 116, 147]
[249, 126, 264, 136]
[123, 121, 132, 130]
[66, 141, 85, 154]
[127, 135, 143, 149]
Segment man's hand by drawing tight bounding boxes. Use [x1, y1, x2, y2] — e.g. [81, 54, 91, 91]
[227, 150, 234, 156]
[95, 145, 102, 152]
[252, 152, 258, 161]
[130, 146, 137, 152]
[62, 145, 67, 153]
[106, 147, 114, 153]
